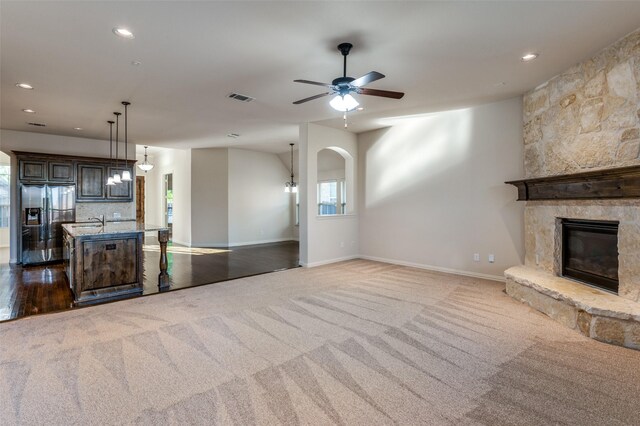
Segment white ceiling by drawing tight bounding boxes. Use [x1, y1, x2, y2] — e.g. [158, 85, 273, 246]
[2, 1, 640, 154]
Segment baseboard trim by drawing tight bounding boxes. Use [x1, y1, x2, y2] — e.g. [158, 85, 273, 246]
[301, 255, 359, 268]
[227, 238, 296, 247]
[187, 238, 296, 249]
[358, 255, 506, 282]
[169, 239, 191, 247]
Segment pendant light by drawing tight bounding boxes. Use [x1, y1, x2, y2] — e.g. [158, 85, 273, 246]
[106, 120, 116, 186]
[113, 112, 122, 183]
[137, 146, 154, 172]
[120, 101, 132, 181]
[284, 143, 297, 193]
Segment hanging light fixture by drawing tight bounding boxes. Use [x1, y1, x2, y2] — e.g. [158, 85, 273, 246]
[284, 143, 297, 193]
[106, 120, 116, 186]
[121, 101, 132, 181]
[138, 146, 154, 172]
[113, 112, 122, 183]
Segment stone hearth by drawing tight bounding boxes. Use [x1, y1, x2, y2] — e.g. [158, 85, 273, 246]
[506, 266, 640, 349]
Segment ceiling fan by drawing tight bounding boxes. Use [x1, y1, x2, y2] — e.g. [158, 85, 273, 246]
[293, 43, 405, 111]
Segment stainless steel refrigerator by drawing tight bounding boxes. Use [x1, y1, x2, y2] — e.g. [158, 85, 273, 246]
[21, 184, 76, 265]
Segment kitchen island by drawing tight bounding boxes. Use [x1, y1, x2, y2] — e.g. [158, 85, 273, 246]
[62, 221, 169, 306]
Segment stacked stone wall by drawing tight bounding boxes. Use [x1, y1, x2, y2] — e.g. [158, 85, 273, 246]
[523, 29, 640, 178]
[522, 28, 640, 303]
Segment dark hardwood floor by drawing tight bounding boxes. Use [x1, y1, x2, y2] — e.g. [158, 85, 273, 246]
[0, 239, 299, 322]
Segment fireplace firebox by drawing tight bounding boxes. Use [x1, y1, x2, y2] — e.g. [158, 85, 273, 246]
[561, 219, 619, 293]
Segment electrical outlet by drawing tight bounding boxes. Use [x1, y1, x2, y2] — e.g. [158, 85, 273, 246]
[488, 254, 495, 263]
[473, 253, 480, 262]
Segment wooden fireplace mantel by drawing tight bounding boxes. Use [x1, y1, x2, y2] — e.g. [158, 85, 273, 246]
[505, 165, 640, 201]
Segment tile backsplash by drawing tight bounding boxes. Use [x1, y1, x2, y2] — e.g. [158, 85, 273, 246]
[76, 202, 135, 222]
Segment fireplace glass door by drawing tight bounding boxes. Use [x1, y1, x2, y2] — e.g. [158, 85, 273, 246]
[562, 219, 619, 293]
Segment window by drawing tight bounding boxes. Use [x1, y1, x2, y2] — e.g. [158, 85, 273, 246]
[318, 180, 337, 215]
[0, 165, 9, 228]
[317, 148, 350, 215]
[317, 179, 345, 216]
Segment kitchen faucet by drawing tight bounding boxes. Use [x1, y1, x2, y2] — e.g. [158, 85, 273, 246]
[88, 215, 105, 226]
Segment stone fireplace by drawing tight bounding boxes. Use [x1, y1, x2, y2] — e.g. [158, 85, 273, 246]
[505, 28, 640, 349]
[527, 201, 639, 302]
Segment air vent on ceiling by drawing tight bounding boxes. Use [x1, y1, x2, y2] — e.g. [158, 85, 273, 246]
[27, 122, 46, 127]
[227, 133, 240, 139]
[227, 93, 255, 102]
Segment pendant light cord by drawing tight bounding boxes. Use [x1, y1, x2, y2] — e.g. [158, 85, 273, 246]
[114, 112, 121, 169]
[108, 121, 113, 164]
[289, 143, 295, 183]
[122, 101, 130, 169]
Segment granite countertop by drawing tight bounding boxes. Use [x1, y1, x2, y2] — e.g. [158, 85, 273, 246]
[62, 221, 168, 238]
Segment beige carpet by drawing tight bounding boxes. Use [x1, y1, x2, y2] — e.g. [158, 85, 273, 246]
[1, 260, 639, 425]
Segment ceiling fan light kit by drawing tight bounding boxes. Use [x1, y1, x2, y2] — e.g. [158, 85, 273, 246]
[330, 94, 359, 112]
[293, 42, 404, 117]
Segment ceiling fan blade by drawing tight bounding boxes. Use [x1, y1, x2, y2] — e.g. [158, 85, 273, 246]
[293, 92, 332, 105]
[351, 71, 385, 87]
[294, 79, 334, 88]
[357, 87, 405, 99]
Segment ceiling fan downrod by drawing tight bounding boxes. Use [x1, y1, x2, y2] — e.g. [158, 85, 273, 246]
[338, 42, 353, 78]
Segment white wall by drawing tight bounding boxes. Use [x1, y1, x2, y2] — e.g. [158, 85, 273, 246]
[300, 123, 359, 266]
[190, 148, 229, 247]
[357, 97, 525, 280]
[0, 129, 136, 263]
[228, 149, 292, 245]
[142, 147, 192, 246]
[148, 146, 292, 248]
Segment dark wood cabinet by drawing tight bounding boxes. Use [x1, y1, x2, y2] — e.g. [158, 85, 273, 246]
[82, 237, 139, 289]
[19, 159, 47, 181]
[107, 167, 133, 200]
[64, 229, 143, 306]
[15, 151, 134, 202]
[77, 164, 105, 201]
[48, 161, 74, 182]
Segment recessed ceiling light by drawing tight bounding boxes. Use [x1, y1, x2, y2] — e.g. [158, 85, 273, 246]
[16, 83, 34, 90]
[113, 27, 134, 39]
[73, 127, 83, 131]
[227, 133, 240, 139]
[521, 53, 539, 62]
[356, 107, 364, 111]
[22, 108, 35, 113]
[131, 60, 142, 66]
